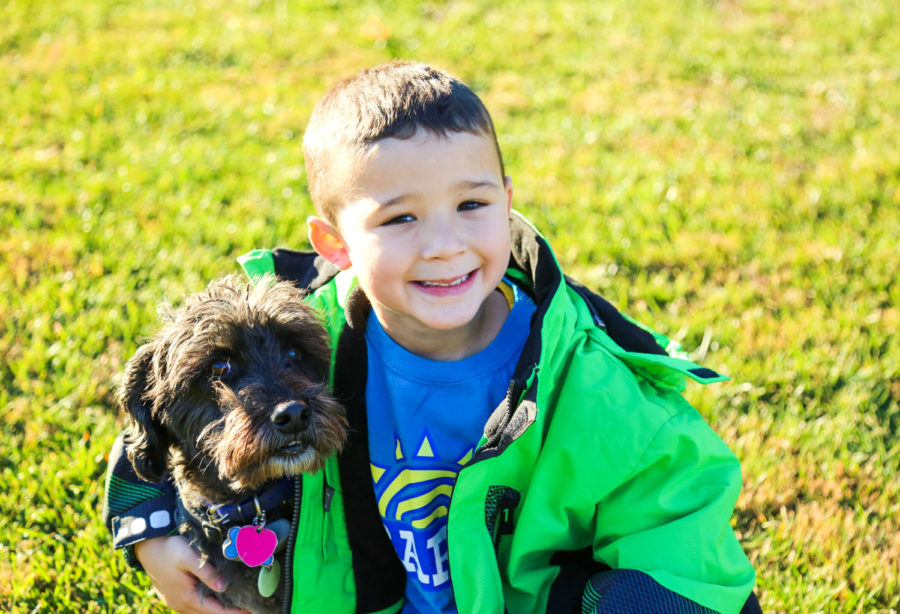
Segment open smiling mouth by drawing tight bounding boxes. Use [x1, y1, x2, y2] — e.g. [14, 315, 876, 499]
[416, 270, 475, 288]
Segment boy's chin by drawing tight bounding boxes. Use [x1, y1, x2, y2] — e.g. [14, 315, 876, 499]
[388, 304, 485, 334]
[412, 309, 485, 332]
[417, 292, 510, 334]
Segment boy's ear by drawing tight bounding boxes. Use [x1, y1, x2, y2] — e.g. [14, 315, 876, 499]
[308, 217, 352, 270]
[504, 176, 514, 215]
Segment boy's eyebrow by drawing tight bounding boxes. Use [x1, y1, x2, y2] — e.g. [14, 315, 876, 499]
[453, 179, 502, 191]
[379, 179, 502, 208]
[380, 193, 415, 208]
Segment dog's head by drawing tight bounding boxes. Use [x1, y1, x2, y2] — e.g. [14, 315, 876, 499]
[121, 275, 347, 494]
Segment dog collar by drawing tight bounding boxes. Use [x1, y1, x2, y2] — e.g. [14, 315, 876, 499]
[201, 478, 295, 528]
[174, 478, 296, 540]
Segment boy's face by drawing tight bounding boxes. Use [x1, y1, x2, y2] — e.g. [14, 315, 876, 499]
[308, 130, 513, 357]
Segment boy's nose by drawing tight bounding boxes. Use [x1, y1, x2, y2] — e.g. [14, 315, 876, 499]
[420, 219, 466, 260]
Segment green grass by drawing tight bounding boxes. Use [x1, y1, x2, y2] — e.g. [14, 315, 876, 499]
[2, 0, 897, 611]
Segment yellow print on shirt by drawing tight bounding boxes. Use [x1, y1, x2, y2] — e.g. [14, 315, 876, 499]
[370, 433, 474, 530]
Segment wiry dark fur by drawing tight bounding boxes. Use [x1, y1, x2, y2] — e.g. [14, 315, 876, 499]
[120, 275, 348, 613]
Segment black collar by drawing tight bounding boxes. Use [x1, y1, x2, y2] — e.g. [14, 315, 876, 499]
[175, 478, 295, 539]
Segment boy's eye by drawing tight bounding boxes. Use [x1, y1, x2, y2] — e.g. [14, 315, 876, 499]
[382, 213, 415, 226]
[458, 200, 487, 211]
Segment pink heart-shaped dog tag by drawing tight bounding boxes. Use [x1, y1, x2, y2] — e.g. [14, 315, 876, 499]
[235, 525, 278, 567]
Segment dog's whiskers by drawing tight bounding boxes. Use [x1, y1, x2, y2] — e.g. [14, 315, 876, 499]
[197, 416, 227, 451]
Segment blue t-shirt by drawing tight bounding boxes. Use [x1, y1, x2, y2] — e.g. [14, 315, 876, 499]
[365, 282, 535, 614]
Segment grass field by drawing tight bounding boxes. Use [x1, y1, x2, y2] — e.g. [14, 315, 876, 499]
[1, 0, 898, 612]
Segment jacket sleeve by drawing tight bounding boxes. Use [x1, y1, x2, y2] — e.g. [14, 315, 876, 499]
[587, 403, 756, 614]
[102, 431, 178, 566]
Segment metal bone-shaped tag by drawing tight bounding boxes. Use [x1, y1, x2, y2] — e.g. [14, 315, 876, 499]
[222, 526, 242, 561]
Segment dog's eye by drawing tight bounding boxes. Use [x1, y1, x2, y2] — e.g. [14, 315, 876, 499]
[286, 348, 301, 362]
[210, 359, 232, 378]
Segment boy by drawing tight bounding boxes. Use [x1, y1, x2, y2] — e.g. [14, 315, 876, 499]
[104, 61, 759, 613]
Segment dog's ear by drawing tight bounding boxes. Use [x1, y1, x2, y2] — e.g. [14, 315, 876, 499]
[120, 341, 169, 482]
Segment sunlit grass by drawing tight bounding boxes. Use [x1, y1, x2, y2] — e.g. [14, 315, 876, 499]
[2, 0, 898, 611]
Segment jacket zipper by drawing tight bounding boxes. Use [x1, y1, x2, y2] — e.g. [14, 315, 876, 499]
[281, 475, 302, 614]
[506, 378, 526, 413]
[469, 378, 529, 463]
[322, 474, 334, 557]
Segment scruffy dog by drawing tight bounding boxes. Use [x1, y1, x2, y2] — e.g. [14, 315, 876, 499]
[120, 275, 347, 613]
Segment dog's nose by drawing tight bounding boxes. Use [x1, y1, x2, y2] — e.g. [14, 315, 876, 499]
[271, 401, 312, 434]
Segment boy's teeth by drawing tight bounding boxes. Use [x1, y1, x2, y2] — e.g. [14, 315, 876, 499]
[421, 273, 470, 287]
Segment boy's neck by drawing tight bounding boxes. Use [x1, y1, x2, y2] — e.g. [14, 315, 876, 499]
[374, 289, 511, 362]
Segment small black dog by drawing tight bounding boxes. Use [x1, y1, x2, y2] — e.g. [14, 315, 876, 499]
[121, 275, 347, 613]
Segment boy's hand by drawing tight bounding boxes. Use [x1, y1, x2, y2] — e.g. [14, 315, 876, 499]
[134, 536, 250, 614]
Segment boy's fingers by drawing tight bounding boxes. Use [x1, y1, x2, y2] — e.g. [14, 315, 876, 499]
[174, 547, 250, 614]
[135, 536, 249, 614]
[177, 546, 226, 593]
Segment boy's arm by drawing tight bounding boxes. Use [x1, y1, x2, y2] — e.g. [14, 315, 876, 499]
[102, 431, 178, 567]
[587, 407, 757, 614]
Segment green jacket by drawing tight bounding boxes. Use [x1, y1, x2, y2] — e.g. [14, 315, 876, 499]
[237, 212, 756, 614]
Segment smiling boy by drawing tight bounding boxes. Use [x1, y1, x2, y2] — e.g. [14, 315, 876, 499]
[104, 61, 759, 614]
[307, 129, 514, 361]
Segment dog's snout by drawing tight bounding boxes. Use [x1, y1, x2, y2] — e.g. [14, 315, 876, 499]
[271, 401, 312, 434]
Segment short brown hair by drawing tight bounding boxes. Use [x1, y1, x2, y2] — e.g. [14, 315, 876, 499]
[303, 61, 505, 224]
